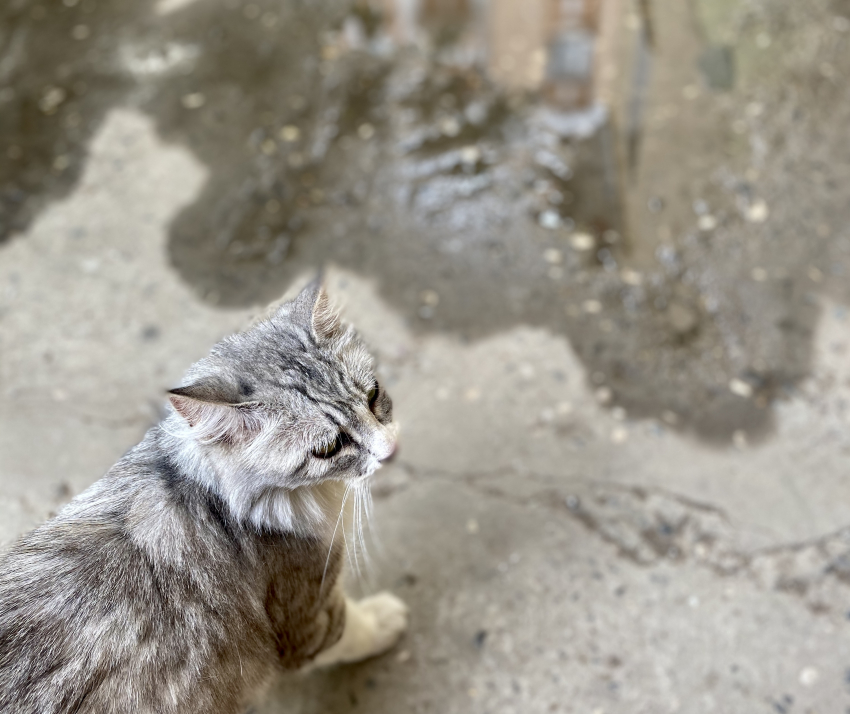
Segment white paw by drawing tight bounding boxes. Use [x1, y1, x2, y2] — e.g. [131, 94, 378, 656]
[359, 592, 409, 656]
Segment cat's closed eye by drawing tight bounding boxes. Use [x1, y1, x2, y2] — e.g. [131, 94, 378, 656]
[312, 432, 351, 459]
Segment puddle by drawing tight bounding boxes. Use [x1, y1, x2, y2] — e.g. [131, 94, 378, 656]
[2, 0, 850, 443]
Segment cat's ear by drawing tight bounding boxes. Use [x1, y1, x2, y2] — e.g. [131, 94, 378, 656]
[168, 379, 261, 442]
[292, 274, 343, 342]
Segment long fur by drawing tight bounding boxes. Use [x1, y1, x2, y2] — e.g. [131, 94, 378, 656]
[0, 280, 398, 713]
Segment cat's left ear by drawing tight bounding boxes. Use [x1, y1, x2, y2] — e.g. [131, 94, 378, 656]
[292, 274, 343, 342]
[168, 379, 261, 442]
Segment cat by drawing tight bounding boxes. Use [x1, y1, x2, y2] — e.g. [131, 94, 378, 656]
[0, 278, 408, 714]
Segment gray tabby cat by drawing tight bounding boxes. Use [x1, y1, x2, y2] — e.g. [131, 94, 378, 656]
[0, 279, 408, 714]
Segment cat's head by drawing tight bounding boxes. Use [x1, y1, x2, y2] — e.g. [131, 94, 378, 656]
[166, 278, 396, 531]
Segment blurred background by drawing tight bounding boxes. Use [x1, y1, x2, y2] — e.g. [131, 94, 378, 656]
[2, 0, 850, 711]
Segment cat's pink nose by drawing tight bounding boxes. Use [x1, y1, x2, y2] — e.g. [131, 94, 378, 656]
[380, 442, 398, 463]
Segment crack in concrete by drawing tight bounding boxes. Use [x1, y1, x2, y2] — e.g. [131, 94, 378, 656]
[390, 460, 850, 616]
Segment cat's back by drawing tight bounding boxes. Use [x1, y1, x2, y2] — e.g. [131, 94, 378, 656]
[0, 438, 275, 714]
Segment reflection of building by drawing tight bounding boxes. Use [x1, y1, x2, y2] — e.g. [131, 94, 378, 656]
[373, 0, 613, 112]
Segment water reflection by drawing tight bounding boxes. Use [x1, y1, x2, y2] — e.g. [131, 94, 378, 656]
[2, 0, 849, 444]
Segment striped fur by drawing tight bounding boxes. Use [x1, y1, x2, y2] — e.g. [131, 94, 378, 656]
[0, 279, 402, 713]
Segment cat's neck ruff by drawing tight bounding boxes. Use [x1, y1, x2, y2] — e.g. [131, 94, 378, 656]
[162, 420, 359, 540]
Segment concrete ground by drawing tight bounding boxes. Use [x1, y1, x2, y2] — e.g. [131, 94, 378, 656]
[2, 0, 850, 712]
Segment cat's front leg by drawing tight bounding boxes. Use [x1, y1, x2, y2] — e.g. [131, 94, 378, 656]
[312, 592, 408, 666]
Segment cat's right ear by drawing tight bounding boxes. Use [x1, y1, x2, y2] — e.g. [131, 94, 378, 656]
[168, 381, 261, 443]
[290, 273, 344, 343]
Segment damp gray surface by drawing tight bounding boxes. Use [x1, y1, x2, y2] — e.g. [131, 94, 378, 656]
[3, 0, 850, 711]
[3, 0, 850, 441]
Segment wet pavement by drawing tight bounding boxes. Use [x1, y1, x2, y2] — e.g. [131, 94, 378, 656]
[2, 0, 850, 711]
[4, 0, 850, 442]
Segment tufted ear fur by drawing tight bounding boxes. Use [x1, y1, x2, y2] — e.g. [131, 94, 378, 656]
[168, 379, 263, 443]
[291, 274, 344, 342]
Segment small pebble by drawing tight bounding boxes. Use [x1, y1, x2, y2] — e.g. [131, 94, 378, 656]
[39, 86, 67, 114]
[466, 518, 479, 534]
[570, 232, 595, 251]
[583, 299, 602, 314]
[745, 199, 769, 223]
[595, 387, 613, 405]
[621, 269, 643, 286]
[439, 117, 461, 137]
[798, 666, 819, 687]
[459, 145, 480, 164]
[181, 92, 205, 109]
[357, 123, 375, 140]
[463, 387, 481, 402]
[280, 125, 300, 142]
[539, 210, 562, 230]
[751, 267, 768, 282]
[807, 266, 824, 283]
[745, 102, 764, 118]
[698, 214, 717, 231]
[729, 379, 753, 398]
[420, 289, 440, 306]
[543, 248, 563, 264]
[396, 649, 411, 663]
[611, 427, 628, 444]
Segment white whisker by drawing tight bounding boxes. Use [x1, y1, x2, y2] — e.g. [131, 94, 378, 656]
[320, 482, 351, 596]
[349, 486, 362, 582]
